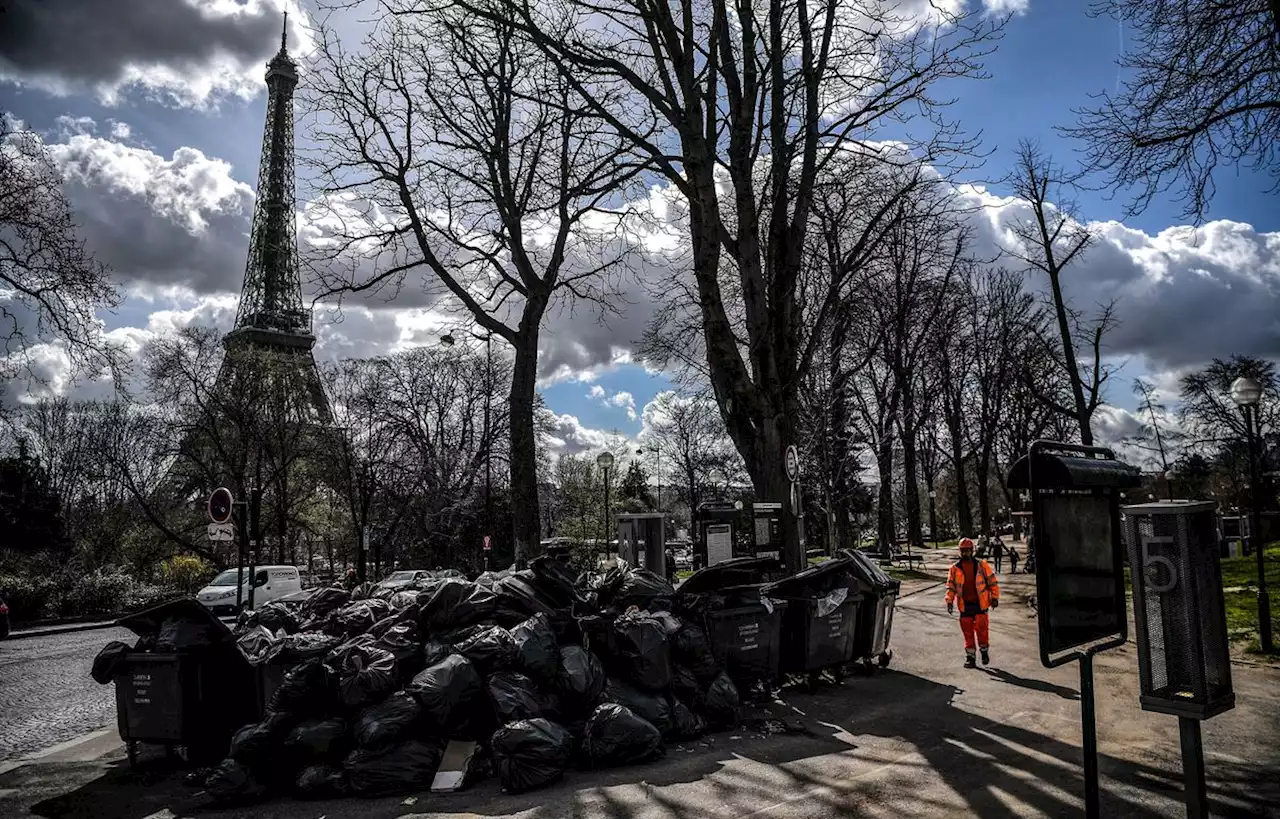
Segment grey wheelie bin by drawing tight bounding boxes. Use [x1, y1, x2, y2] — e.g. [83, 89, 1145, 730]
[764, 558, 864, 691]
[840, 549, 901, 673]
[677, 558, 788, 689]
[112, 598, 256, 765]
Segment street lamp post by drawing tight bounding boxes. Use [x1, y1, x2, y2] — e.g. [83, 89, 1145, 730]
[1231, 376, 1272, 653]
[636, 445, 661, 510]
[443, 330, 495, 559]
[928, 490, 938, 550]
[597, 452, 614, 556]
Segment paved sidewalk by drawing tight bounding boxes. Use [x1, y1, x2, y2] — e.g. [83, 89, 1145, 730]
[7, 620, 121, 641]
[1, 576, 1277, 819]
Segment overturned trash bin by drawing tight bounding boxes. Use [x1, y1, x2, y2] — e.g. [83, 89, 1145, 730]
[110, 598, 256, 765]
[764, 558, 862, 691]
[677, 558, 787, 688]
[840, 549, 901, 673]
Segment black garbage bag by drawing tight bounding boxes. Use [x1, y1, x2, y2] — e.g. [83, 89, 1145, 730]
[91, 641, 131, 684]
[613, 569, 675, 612]
[528, 556, 582, 610]
[670, 699, 706, 740]
[332, 640, 398, 709]
[612, 611, 672, 691]
[492, 574, 558, 623]
[511, 613, 559, 683]
[205, 758, 265, 802]
[491, 718, 573, 793]
[353, 691, 423, 749]
[328, 600, 390, 640]
[476, 570, 510, 587]
[603, 679, 673, 738]
[269, 657, 338, 717]
[156, 615, 221, 650]
[236, 602, 298, 636]
[266, 631, 341, 665]
[283, 717, 348, 765]
[294, 763, 349, 799]
[229, 713, 293, 782]
[557, 645, 606, 708]
[408, 654, 491, 739]
[374, 621, 426, 681]
[488, 671, 554, 724]
[344, 739, 445, 796]
[236, 626, 280, 666]
[422, 639, 452, 668]
[350, 582, 376, 600]
[671, 664, 701, 704]
[672, 623, 719, 683]
[582, 704, 665, 769]
[389, 590, 421, 611]
[300, 587, 350, 620]
[417, 580, 495, 631]
[699, 672, 742, 730]
[455, 625, 517, 672]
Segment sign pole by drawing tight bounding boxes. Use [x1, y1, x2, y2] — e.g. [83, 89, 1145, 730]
[234, 499, 247, 610]
[1079, 651, 1100, 819]
[1178, 717, 1208, 818]
[248, 486, 262, 610]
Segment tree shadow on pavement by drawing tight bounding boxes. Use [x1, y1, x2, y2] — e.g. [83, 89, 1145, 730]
[979, 666, 1081, 700]
[9, 671, 1279, 819]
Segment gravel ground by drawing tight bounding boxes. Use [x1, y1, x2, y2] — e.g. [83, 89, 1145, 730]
[0, 627, 131, 761]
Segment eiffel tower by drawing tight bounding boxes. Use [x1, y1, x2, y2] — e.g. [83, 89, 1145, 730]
[221, 15, 330, 425]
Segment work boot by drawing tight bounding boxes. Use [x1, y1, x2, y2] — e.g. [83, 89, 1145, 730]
[964, 654, 977, 669]
[981, 648, 990, 666]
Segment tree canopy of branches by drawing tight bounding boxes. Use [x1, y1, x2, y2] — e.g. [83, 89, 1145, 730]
[306, 2, 647, 564]
[459, 0, 1002, 571]
[1069, 1, 1280, 221]
[0, 115, 121, 383]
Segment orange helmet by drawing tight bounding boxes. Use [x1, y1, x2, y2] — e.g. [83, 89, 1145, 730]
[958, 537, 975, 552]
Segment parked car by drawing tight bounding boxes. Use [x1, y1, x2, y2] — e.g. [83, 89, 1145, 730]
[195, 565, 303, 615]
[0, 595, 9, 639]
[375, 570, 432, 591]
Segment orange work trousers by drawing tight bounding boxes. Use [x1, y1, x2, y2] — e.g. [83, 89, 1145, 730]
[959, 612, 989, 654]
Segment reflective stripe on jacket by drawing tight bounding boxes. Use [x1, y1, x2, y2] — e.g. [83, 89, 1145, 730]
[945, 558, 1000, 610]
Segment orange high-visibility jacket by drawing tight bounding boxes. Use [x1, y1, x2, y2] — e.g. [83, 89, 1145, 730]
[945, 558, 1000, 611]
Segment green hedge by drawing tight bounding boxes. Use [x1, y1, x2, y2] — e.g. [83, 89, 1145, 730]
[0, 567, 180, 623]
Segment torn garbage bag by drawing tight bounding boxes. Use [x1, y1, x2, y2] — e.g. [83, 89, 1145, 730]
[491, 718, 573, 794]
[344, 739, 444, 796]
[583, 704, 664, 769]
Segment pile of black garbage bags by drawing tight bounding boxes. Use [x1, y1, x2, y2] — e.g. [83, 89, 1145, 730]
[208, 558, 743, 801]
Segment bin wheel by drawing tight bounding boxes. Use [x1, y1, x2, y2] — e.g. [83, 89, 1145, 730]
[126, 741, 138, 767]
[878, 650, 893, 668]
[860, 659, 876, 676]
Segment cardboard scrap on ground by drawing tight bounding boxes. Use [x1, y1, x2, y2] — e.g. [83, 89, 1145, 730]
[431, 740, 480, 792]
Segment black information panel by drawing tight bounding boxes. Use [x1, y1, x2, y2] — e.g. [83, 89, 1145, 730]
[1036, 490, 1127, 660]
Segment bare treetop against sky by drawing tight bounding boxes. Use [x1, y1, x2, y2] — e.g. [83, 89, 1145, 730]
[0, 0, 1277, 461]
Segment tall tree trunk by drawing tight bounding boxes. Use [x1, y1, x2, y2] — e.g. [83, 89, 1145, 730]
[876, 436, 896, 552]
[744, 402, 804, 574]
[946, 423, 974, 536]
[900, 383, 924, 549]
[974, 457, 991, 539]
[509, 336, 542, 568]
[1047, 270, 1093, 445]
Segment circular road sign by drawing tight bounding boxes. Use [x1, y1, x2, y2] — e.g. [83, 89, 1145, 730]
[784, 445, 800, 482]
[208, 487, 234, 524]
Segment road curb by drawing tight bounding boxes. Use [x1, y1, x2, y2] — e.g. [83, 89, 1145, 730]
[0, 727, 121, 776]
[7, 620, 120, 640]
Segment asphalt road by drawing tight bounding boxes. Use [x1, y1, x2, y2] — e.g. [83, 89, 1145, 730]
[0, 627, 131, 762]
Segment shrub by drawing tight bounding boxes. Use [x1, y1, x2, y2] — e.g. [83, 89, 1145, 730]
[159, 555, 216, 594]
[0, 572, 58, 621]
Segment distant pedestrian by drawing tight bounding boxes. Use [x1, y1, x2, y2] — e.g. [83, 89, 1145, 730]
[665, 549, 676, 580]
[344, 567, 358, 589]
[945, 537, 1001, 668]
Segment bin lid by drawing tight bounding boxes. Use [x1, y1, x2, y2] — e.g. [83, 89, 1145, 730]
[116, 597, 234, 646]
[838, 549, 897, 589]
[763, 557, 856, 596]
[1006, 451, 1142, 491]
[1121, 499, 1217, 515]
[678, 557, 776, 595]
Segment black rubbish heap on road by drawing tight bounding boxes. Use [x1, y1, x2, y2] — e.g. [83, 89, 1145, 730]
[91, 554, 894, 803]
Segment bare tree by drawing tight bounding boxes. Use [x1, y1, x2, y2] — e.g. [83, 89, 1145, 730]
[1126, 377, 1185, 499]
[463, 0, 1002, 571]
[0, 116, 122, 382]
[643, 390, 742, 534]
[1068, 1, 1280, 221]
[1003, 141, 1116, 446]
[305, 3, 647, 565]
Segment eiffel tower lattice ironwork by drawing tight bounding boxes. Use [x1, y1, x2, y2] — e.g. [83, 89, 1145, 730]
[222, 16, 331, 426]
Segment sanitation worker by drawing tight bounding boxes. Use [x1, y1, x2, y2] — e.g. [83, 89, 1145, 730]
[945, 537, 1001, 668]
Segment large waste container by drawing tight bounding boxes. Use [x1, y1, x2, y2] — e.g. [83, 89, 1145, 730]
[840, 549, 901, 672]
[112, 598, 256, 765]
[764, 558, 863, 690]
[677, 558, 787, 687]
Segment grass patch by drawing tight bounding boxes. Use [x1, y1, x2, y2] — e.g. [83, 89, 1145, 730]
[676, 569, 694, 581]
[886, 567, 942, 582]
[1219, 542, 1280, 656]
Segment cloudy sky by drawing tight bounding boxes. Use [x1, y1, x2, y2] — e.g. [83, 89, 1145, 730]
[2, 0, 1277, 463]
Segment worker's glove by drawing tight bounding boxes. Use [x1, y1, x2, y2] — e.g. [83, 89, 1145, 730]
[947, 602, 954, 615]
[990, 599, 999, 609]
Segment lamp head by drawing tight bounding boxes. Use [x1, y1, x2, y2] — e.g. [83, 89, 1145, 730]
[1231, 376, 1263, 407]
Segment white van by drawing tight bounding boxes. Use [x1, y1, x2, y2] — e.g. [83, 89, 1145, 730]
[196, 565, 303, 615]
